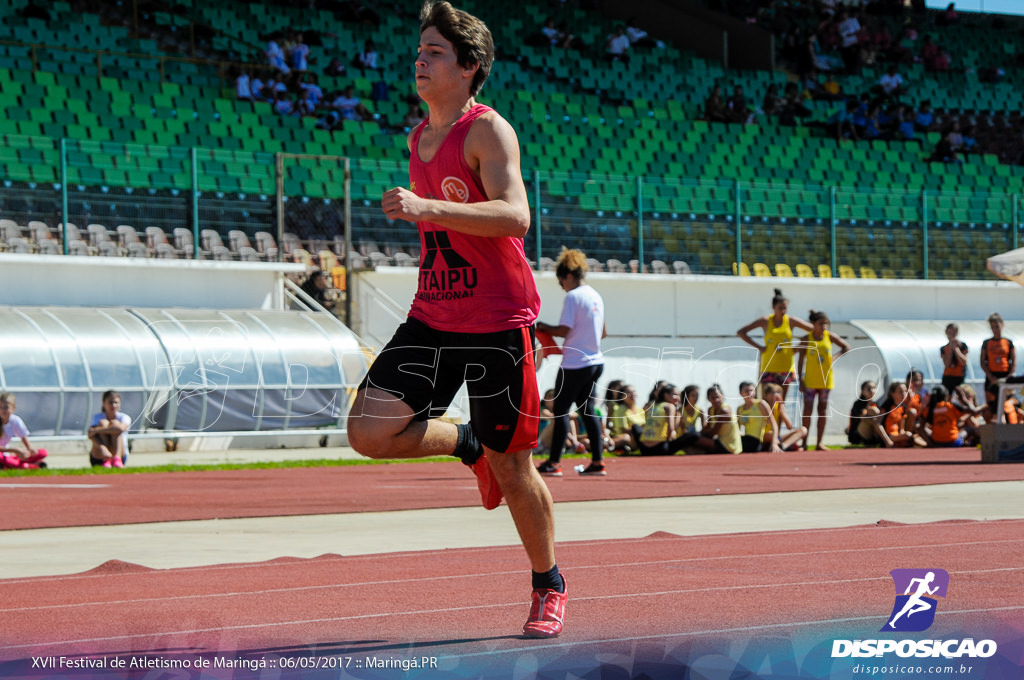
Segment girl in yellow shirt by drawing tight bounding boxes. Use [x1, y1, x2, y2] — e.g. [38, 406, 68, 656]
[797, 309, 850, 450]
[737, 288, 815, 400]
[688, 384, 743, 454]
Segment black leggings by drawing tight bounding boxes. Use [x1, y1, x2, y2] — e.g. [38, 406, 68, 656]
[548, 364, 604, 464]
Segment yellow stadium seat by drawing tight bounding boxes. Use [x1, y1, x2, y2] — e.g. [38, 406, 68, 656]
[859, 266, 878, 279]
[775, 263, 795, 278]
[817, 264, 833, 278]
[838, 265, 857, 279]
[753, 262, 772, 277]
[733, 261, 751, 276]
[795, 264, 814, 278]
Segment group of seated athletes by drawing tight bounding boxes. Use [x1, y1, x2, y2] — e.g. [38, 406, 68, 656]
[536, 379, 810, 458]
[848, 314, 1018, 449]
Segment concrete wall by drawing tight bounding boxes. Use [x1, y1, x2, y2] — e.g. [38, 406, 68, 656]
[0, 254, 305, 311]
[354, 269, 1024, 442]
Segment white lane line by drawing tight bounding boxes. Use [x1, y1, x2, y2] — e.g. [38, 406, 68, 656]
[3, 604, 1021, 654]
[0, 484, 109, 489]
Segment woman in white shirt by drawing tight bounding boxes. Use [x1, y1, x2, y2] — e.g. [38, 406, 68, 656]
[536, 249, 608, 476]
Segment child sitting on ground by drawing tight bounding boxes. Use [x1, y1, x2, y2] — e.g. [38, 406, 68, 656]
[0, 392, 48, 469]
[874, 381, 927, 448]
[762, 383, 807, 450]
[687, 384, 743, 455]
[921, 384, 984, 447]
[605, 383, 645, 454]
[87, 390, 132, 467]
[737, 381, 781, 453]
[847, 380, 883, 447]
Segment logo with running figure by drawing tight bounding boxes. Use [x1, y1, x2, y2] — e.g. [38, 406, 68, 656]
[882, 569, 950, 632]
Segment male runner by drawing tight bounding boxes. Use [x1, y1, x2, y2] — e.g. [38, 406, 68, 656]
[346, 1, 566, 638]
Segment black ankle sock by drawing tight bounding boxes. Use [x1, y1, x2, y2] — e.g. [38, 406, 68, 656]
[532, 565, 565, 593]
[453, 423, 483, 466]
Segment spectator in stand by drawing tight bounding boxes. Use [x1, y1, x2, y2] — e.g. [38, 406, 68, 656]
[249, 73, 266, 101]
[921, 34, 941, 71]
[878, 64, 906, 99]
[762, 83, 782, 116]
[947, 120, 965, 152]
[929, 127, 963, 164]
[872, 20, 893, 53]
[825, 99, 860, 141]
[324, 57, 346, 76]
[914, 100, 935, 132]
[354, 39, 379, 70]
[821, 72, 843, 101]
[266, 40, 290, 74]
[300, 270, 334, 311]
[331, 85, 372, 122]
[290, 33, 310, 72]
[727, 85, 754, 124]
[778, 82, 812, 126]
[402, 102, 426, 130]
[961, 125, 978, 154]
[235, 71, 253, 102]
[887, 22, 917, 64]
[837, 10, 861, 73]
[936, 2, 959, 26]
[605, 25, 630, 64]
[625, 17, 662, 48]
[273, 88, 298, 117]
[298, 75, 324, 116]
[802, 69, 825, 100]
[891, 105, 920, 144]
[703, 85, 730, 123]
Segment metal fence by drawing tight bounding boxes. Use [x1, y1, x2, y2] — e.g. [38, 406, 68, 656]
[2, 137, 1022, 282]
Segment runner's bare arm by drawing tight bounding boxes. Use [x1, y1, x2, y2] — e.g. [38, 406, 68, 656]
[382, 112, 529, 238]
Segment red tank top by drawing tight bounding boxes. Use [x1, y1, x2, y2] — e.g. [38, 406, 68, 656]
[407, 104, 539, 333]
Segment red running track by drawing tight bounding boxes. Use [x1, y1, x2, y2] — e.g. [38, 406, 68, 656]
[2, 448, 1022, 531]
[1, 449, 1022, 678]
[0, 521, 1022, 675]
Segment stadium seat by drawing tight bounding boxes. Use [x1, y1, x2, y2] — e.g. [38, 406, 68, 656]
[732, 262, 751, 276]
[752, 262, 772, 277]
[816, 264, 833, 278]
[775, 263, 794, 278]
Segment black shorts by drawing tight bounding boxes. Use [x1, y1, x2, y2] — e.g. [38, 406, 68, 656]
[941, 374, 965, 391]
[985, 371, 1010, 406]
[359, 317, 539, 453]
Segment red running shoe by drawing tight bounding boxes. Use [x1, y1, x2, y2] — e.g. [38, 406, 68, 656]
[522, 580, 567, 638]
[470, 455, 502, 510]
